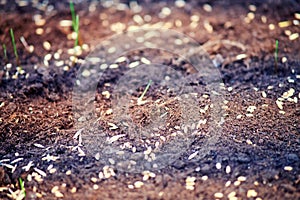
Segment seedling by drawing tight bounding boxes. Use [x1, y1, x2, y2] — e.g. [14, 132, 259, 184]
[2, 44, 7, 63]
[69, 1, 76, 30]
[137, 80, 152, 105]
[19, 177, 26, 198]
[10, 28, 20, 66]
[274, 39, 279, 73]
[70, 1, 80, 48]
[74, 15, 79, 47]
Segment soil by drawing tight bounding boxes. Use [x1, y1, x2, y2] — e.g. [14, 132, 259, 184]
[0, 0, 300, 199]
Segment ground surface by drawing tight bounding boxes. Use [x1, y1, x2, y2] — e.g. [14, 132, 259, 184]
[0, 0, 300, 199]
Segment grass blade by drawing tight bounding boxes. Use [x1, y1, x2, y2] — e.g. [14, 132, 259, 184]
[139, 80, 152, 101]
[19, 177, 26, 197]
[69, 1, 76, 30]
[2, 44, 7, 62]
[10, 28, 18, 59]
[74, 15, 79, 47]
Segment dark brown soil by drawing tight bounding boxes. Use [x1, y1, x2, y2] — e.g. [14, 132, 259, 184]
[0, 0, 300, 199]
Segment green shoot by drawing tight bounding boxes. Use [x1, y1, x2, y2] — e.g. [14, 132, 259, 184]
[74, 15, 79, 47]
[69, 1, 80, 48]
[274, 39, 279, 73]
[2, 44, 7, 62]
[69, 1, 76, 30]
[138, 80, 152, 101]
[10, 28, 20, 66]
[19, 177, 26, 197]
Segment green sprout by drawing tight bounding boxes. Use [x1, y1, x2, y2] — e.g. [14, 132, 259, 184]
[138, 80, 152, 101]
[274, 39, 279, 72]
[10, 28, 20, 66]
[74, 15, 79, 47]
[70, 1, 80, 48]
[2, 44, 7, 62]
[69, 1, 76, 30]
[19, 177, 26, 198]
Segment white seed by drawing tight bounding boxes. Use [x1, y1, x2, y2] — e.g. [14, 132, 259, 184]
[225, 181, 231, 187]
[188, 151, 198, 160]
[237, 176, 247, 182]
[161, 7, 171, 17]
[66, 170, 71, 175]
[236, 54, 247, 60]
[134, 181, 144, 188]
[49, 168, 56, 174]
[216, 162, 222, 170]
[269, 24, 275, 30]
[70, 187, 77, 193]
[133, 15, 144, 25]
[214, 192, 223, 198]
[289, 33, 299, 41]
[248, 5, 256, 12]
[175, 0, 185, 8]
[34, 168, 47, 177]
[261, 16, 267, 23]
[228, 191, 236, 198]
[129, 61, 140, 68]
[276, 100, 283, 110]
[115, 56, 127, 63]
[234, 181, 241, 186]
[246, 139, 253, 145]
[226, 165, 231, 174]
[59, 20, 72, 27]
[93, 184, 99, 190]
[43, 41, 51, 50]
[141, 57, 151, 64]
[108, 47, 116, 54]
[81, 69, 91, 77]
[36, 28, 44, 35]
[128, 184, 134, 189]
[278, 21, 291, 28]
[203, 21, 213, 33]
[262, 91, 267, 98]
[284, 166, 293, 171]
[247, 189, 258, 198]
[109, 63, 119, 69]
[186, 176, 196, 183]
[203, 4, 212, 12]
